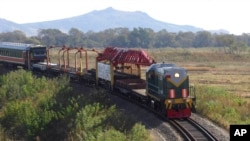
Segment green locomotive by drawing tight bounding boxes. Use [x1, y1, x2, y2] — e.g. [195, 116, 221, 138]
[146, 63, 196, 118]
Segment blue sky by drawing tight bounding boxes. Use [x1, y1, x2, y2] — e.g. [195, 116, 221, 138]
[0, 0, 249, 35]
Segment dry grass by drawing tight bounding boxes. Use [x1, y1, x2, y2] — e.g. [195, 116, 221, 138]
[187, 62, 250, 97]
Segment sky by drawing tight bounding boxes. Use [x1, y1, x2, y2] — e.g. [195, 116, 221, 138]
[0, 0, 249, 35]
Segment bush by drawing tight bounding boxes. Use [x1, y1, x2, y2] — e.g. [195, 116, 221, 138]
[129, 123, 151, 141]
[73, 103, 151, 141]
[0, 70, 70, 139]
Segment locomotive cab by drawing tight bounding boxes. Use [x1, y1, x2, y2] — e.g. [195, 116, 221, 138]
[146, 63, 196, 118]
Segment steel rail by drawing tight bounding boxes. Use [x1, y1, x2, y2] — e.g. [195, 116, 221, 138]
[170, 118, 219, 141]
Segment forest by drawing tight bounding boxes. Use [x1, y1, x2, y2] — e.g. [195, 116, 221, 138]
[0, 27, 249, 53]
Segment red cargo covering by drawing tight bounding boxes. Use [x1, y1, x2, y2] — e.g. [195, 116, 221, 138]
[97, 47, 155, 66]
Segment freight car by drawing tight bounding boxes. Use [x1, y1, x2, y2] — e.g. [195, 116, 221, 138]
[0, 42, 47, 69]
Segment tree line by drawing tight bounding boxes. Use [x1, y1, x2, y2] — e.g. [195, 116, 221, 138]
[0, 28, 249, 50]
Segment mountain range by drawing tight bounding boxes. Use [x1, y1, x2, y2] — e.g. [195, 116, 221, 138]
[0, 7, 228, 35]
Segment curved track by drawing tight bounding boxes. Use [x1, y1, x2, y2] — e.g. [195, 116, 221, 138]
[169, 118, 218, 141]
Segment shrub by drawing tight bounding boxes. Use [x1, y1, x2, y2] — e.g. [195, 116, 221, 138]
[73, 103, 151, 141]
[0, 70, 70, 139]
[129, 123, 151, 141]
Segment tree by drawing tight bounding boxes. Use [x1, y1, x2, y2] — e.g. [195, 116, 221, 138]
[110, 28, 130, 47]
[176, 31, 195, 47]
[128, 28, 154, 48]
[215, 34, 235, 47]
[193, 31, 213, 47]
[68, 28, 86, 47]
[237, 33, 250, 47]
[38, 29, 68, 46]
[0, 30, 27, 42]
[154, 29, 175, 47]
[229, 41, 248, 54]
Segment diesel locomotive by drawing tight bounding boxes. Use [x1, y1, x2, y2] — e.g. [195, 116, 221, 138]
[146, 63, 195, 118]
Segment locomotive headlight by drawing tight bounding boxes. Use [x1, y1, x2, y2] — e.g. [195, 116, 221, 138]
[174, 72, 180, 78]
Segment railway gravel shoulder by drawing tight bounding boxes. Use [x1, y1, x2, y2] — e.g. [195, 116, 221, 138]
[191, 113, 229, 141]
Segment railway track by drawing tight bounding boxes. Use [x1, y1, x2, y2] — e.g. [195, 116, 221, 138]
[169, 118, 218, 141]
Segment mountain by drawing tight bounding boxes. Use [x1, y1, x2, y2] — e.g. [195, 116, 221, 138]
[0, 7, 227, 35]
[22, 7, 203, 34]
[0, 18, 29, 33]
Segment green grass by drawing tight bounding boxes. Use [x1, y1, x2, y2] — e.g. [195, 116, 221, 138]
[195, 85, 250, 130]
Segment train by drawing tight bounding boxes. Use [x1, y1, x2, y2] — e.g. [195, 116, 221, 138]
[0, 42, 196, 119]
